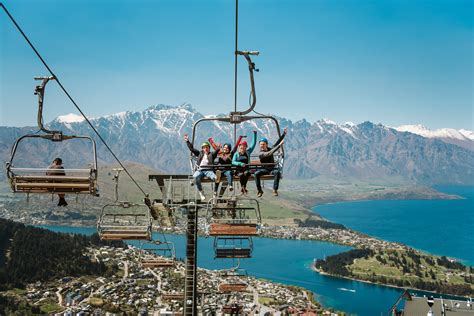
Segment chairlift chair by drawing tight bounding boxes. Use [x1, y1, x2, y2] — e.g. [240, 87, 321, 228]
[162, 292, 184, 301]
[214, 236, 253, 259]
[188, 52, 285, 183]
[139, 240, 176, 268]
[222, 303, 243, 314]
[97, 201, 152, 240]
[217, 261, 249, 293]
[5, 76, 99, 196]
[205, 197, 262, 236]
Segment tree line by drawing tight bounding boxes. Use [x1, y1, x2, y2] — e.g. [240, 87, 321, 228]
[295, 218, 346, 230]
[0, 218, 124, 290]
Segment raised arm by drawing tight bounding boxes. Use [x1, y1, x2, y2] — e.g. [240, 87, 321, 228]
[208, 137, 220, 151]
[273, 127, 288, 147]
[232, 135, 244, 154]
[248, 130, 257, 155]
[259, 140, 284, 159]
[184, 134, 200, 156]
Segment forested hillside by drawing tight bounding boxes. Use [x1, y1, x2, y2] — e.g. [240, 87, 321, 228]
[0, 218, 123, 289]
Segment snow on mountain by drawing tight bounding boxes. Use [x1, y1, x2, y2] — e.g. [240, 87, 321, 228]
[459, 129, 474, 141]
[395, 124, 473, 141]
[55, 109, 472, 145]
[56, 113, 85, 124]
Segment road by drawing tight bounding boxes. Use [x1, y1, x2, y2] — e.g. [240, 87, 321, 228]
[55, 287, 63, 306]
[122, 261, 129, 280]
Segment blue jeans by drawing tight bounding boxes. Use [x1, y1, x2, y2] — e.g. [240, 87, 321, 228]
[215, 170, 233, 192]
[255, 169, 280, 191]
[193, 170, 216, 191]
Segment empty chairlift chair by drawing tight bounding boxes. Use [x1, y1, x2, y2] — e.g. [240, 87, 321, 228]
[218, 265, 249, 293]
[140, 240, 176, 268]
[206, 198, 262, 236]
[97, 202, 152, 240]
[5, 76, 99, 197]
[214, 236, 253, 259]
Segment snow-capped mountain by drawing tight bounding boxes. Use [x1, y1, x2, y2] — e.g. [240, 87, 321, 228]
[395, 124, 474, 150]
[1, 104, 473, 185]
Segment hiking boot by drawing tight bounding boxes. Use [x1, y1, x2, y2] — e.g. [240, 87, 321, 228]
[257, 191, 263, 198]
[199, 191, 206, 201]
[215, 170, 222, 183]
[272, 190, 278, 196]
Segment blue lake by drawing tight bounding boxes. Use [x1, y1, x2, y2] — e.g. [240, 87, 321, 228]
[315, 185, 474, 266]
[42, 225, 456, 315]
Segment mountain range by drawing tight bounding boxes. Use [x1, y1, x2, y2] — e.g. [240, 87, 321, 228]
[1, 104, 473, 185]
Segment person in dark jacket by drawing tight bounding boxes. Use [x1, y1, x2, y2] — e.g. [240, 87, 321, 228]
[232, 131, 257, 195]
[46, 157, 67, 206]
[208, 135, 245, 195]
[255, 127, 287, 197]
[184, 134, 219, 201]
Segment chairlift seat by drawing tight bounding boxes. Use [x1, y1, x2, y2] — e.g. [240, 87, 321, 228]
[141, 258, 174, 268]
[215, 248, 252, 259]
[162, 293, 184, 300]
[98, 203, 152, 241]
[200, 173, 275, 184]
[218, 283, 248, 293]
[222, 304, 243, 314]
[209, 223, 258, 236]
[10, 171, 97, 195]
[98, 230, 151, 241]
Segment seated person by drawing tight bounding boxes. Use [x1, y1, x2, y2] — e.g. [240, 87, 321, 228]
[208, 135, 245, 196]
[46, 157, 67, 206]
[232, 131, 257, 195]
[255, 127, 287, 197]
[184, 134, 220, 201]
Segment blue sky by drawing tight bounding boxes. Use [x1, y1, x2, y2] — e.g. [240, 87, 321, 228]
[1, 0, 472, 129]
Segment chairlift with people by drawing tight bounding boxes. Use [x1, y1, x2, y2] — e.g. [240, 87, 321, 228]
[5, 76, 99, 197]
[188, 51, 285, 185]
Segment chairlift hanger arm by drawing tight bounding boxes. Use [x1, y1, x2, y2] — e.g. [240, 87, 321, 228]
[34, 76, 62, 137]
[232, 50, 259, 117]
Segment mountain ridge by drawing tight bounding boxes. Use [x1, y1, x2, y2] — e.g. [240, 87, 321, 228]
[1, 104, 473, 185]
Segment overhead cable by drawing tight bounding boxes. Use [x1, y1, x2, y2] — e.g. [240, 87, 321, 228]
[0, 3, 147, 197]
